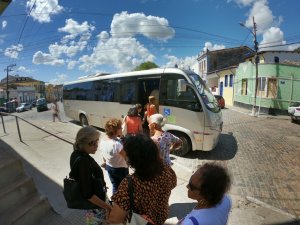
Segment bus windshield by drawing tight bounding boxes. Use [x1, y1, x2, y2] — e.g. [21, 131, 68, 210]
[187, 71, 220, 113]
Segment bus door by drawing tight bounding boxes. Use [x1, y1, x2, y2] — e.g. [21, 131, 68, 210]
[159, 74, 205, 152]
[137, 77, 160, 112]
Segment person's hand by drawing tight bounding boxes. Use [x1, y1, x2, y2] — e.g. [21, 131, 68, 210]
[101, 162, 106, 169]
[105, 204, 112, 220]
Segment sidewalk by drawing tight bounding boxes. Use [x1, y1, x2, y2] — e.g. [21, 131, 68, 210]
[228, 105, 291, 121]
[0, 116, 298, 225]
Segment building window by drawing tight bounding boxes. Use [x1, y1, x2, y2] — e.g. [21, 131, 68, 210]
[241, 79, 247, 95]
[225, 75, 228, 87]
[229, 74, 233, 87]
[274, 56, 279, 63]
[267, 78, 277, 98]
[257, 77, 266, 97]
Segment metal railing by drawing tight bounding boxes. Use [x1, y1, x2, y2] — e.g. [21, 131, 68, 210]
[0, 112, 73, 145]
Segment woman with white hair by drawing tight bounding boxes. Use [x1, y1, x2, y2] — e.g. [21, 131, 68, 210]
[149, 114, 182, 165]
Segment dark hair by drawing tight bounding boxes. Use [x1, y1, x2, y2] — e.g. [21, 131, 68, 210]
[123, 134, 163, 181]
[127, 107, 138, 116]
[197, 163, 231, 207]
[135, 104, 142, 110]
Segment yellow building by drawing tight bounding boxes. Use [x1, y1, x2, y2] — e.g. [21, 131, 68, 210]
[207, 66, 237, 107]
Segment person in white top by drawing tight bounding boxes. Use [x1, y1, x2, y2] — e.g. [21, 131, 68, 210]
[51, 100, 61, 122]
[177, 163, 232, 225]
[100, 118, 128, 194]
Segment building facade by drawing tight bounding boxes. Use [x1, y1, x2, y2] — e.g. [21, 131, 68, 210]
[208, 66, 237, 107]
[234, 61, 300, 114]
[197, 46, 253, 84]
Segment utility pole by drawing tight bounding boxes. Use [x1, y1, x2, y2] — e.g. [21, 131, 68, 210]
[4, 64, 16, 102]
[252, 17, 259, 116]
[240, 17, 259, 116]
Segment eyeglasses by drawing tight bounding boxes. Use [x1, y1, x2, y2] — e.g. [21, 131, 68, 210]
[88, 139, 99, 146]
[188, 178, 201, 191]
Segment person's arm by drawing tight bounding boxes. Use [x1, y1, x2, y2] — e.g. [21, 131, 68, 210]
[169, 134, 183, 151]
[138, 118, 143, 133]
[88, 194, 111, 211]
[108, 203, 127, 224]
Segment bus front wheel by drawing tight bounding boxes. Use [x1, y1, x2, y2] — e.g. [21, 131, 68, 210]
[170, 132, 191, 156]
[80, 114, 89, 127]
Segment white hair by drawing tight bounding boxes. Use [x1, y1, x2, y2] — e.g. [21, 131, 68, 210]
[149, 114, 166, 127]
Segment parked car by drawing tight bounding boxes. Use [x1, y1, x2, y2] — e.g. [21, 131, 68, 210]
[0, 106, 7, 113]
[36, 98, 48, 112]
[31, 100, 37, 107]
[214, 95, 225, 109]
[16, 102, 32, 112]
[288, 101, 300, 122]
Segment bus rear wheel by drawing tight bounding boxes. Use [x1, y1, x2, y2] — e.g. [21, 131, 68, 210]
[80, 114, 89, 127]
[170, 132, 191, 156]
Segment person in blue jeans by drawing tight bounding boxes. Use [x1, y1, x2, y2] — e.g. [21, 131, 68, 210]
[100, 118, 129, 194]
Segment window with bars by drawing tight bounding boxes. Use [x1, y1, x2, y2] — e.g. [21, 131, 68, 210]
[229, 74, 233, 87]
[241, 79, 247, 95]
[225, 75, 228, 87]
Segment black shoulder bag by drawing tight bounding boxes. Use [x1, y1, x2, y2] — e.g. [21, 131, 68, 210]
[63, 156, 106, 209]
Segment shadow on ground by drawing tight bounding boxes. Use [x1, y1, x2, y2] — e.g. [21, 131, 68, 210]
[181, 133, 238, 160]
[270, 221, 300, 225]
[0, 139, 67, 214]
[167, 202, 195, 222]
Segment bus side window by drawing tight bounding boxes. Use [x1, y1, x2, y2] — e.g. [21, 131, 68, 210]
[120, 81, 137, 104]
[160, 78, 201, 112]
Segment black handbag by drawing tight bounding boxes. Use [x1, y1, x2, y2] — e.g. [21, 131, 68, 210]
[63, 156, 105, 209]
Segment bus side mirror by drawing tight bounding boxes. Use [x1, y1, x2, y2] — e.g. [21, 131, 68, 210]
[178, 79, 187, 92]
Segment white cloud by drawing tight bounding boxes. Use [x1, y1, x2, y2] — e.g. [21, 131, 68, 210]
[32, 51, 65, 66]
[2, 21, 7, 29]
[260, 27, 285, 51]
[32, 19, 94, 65]
[59, 19, 95, 41]
[163, 54, 198, 70]
[26, 0, 63, 23]
[227, 0, 256, 7]
[79, 35, 155, 72]
[78, 12, 173, 73]
[49, 73, 68, 85]
[110, 11, 175, 41]
[244, 0, 274, 35]
[4, 44, 23, 59]
[67, 60, 77, 69]
[18, 66, 32, 73]
[203, 42, 226, 51]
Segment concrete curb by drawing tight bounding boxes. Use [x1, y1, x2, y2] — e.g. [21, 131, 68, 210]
[246, 196, 298, 219]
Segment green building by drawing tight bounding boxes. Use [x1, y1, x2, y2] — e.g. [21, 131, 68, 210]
[234, 61, 300, 114]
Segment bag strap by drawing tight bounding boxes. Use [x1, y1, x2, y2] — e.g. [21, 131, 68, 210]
[69, 156, 82, 177]
[70, 155, 107, 192]
[127, 176, 134, 223]
[189, 216, 200, 225]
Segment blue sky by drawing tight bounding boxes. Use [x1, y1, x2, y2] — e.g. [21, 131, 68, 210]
[0, 0, 299, 84]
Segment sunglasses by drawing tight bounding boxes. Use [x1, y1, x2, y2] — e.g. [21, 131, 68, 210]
[188, 179, 201, 191]
[88, 139, 99, 146]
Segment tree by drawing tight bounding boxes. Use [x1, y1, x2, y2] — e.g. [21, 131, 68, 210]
[133, 61, 158, 71]
[294, 47, 300, 53]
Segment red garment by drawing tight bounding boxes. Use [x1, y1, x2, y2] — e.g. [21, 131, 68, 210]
[126, 116, 142, 134]
[147, 104, 157, 117]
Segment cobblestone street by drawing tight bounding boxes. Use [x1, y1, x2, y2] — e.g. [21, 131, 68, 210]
[173, 109, 300, 217]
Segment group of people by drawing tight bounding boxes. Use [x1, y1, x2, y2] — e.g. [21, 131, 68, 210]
[67, 95, 232, 225]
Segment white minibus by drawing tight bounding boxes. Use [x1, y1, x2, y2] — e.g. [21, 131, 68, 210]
[63, 68, 222, 156]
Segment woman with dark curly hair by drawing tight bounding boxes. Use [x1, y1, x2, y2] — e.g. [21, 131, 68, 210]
[177, 163, 232, 225]
[108, 134, 177, 225]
